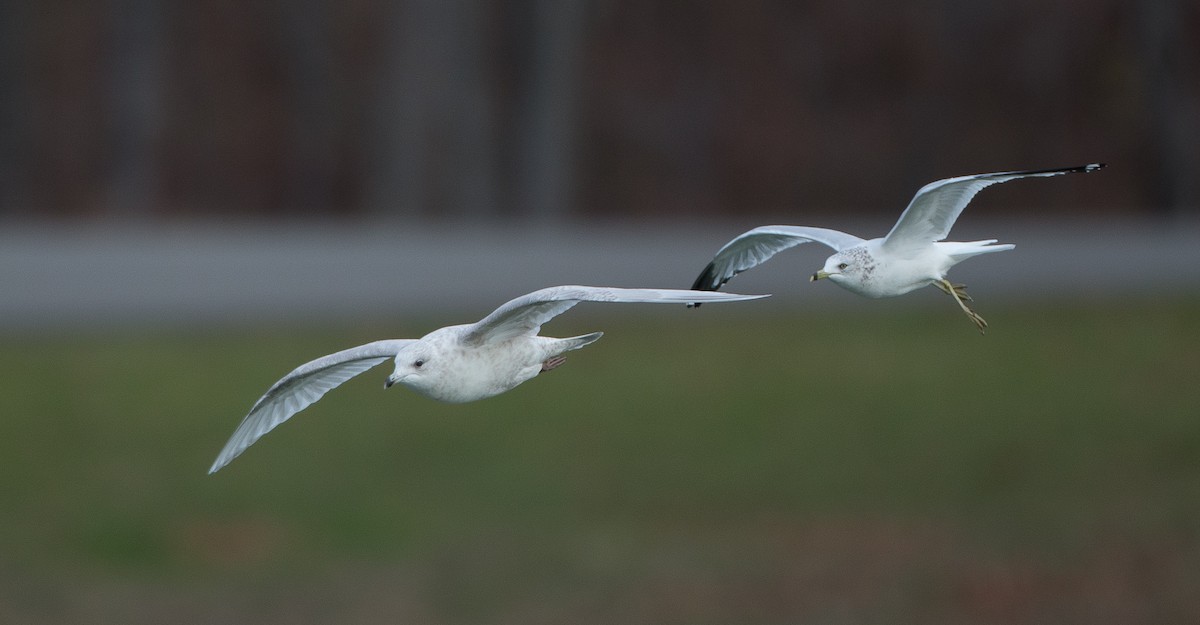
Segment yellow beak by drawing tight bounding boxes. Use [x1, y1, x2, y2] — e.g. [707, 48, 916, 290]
[810, 270, 830, 282]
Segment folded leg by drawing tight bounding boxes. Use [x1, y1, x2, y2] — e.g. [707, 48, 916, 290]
[936, 279, 988, 334]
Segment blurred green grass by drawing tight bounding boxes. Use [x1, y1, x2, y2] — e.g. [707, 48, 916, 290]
[1, 297, 1198, 623]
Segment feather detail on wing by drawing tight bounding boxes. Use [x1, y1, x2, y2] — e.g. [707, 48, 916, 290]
[882, 163, 1104, 255]
[691, 225, 865, 291]
[460, 285, 768, 345]
[209, 339, 415, 474]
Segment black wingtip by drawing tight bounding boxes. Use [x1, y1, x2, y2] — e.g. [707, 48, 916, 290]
[690, 262, 719, 291]
[987, 162, 1107, 179]
[687, 262, 722, 309]
[1047, 162, 1106, 175]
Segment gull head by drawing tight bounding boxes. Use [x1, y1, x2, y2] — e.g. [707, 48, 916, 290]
[810, 252, 852, 284]
[811, 248, 872, 288]
[385, 342, 436, 391]
[382, 327, 498, 403]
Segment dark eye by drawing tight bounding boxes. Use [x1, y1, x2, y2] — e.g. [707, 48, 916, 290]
[413, 359, 425, 368]
[837, 262, 848, 270]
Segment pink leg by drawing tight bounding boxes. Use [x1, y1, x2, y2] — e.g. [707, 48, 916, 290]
[541, 355, 567, 372]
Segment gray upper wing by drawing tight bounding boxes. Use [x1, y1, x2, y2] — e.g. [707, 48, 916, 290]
[691, 225, 865, 291]
[460, 285, 768, 345]
[882, 163, 1104, 255]
[209, 338, 415, 474]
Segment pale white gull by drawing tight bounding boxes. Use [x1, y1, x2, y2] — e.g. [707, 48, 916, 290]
[690, 164, 1105, 332]
[209, 285, 767, 473]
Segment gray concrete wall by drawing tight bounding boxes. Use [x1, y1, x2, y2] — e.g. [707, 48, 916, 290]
[2, 217, 1197, 331]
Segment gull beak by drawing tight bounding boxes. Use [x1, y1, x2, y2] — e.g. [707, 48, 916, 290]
[811, 270, 830, 282]
[384, 374, 398, 389]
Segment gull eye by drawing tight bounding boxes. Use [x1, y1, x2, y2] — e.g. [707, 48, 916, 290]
[413, 359, 425, 368]
[837, 262, 848, 270]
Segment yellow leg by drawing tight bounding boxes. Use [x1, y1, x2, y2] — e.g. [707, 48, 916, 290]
[936, 279, 987, 334]
[932, 280, 973, 301]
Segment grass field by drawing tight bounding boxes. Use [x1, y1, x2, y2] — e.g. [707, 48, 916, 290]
[1, 297, 1198, 624]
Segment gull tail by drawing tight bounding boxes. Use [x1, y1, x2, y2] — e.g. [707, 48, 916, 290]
[539, 332, 604, 373]
[556, 332, 603, 353]
[942, 239, 1014, 262]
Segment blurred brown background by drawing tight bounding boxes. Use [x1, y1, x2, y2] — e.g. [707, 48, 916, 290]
[4, 0, 1196, 222]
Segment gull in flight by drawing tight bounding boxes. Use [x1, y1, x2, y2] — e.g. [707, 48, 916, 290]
[690, 163, 1105, 332]
[209, 285, 767, 473]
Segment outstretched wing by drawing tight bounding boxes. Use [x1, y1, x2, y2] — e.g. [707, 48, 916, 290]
[460, 285, 768, 345]
[691, 225, 865, 291]
[883, 163, 1104, 255]
[209, 339, 416, 474]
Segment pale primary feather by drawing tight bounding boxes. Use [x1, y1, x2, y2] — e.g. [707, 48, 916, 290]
[882, 164, 1104, 255]
[461, 285, 767, 345]
[208, 339, 415, 474]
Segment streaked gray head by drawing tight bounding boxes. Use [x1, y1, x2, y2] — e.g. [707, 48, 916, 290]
[817, 247, 875, 286]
